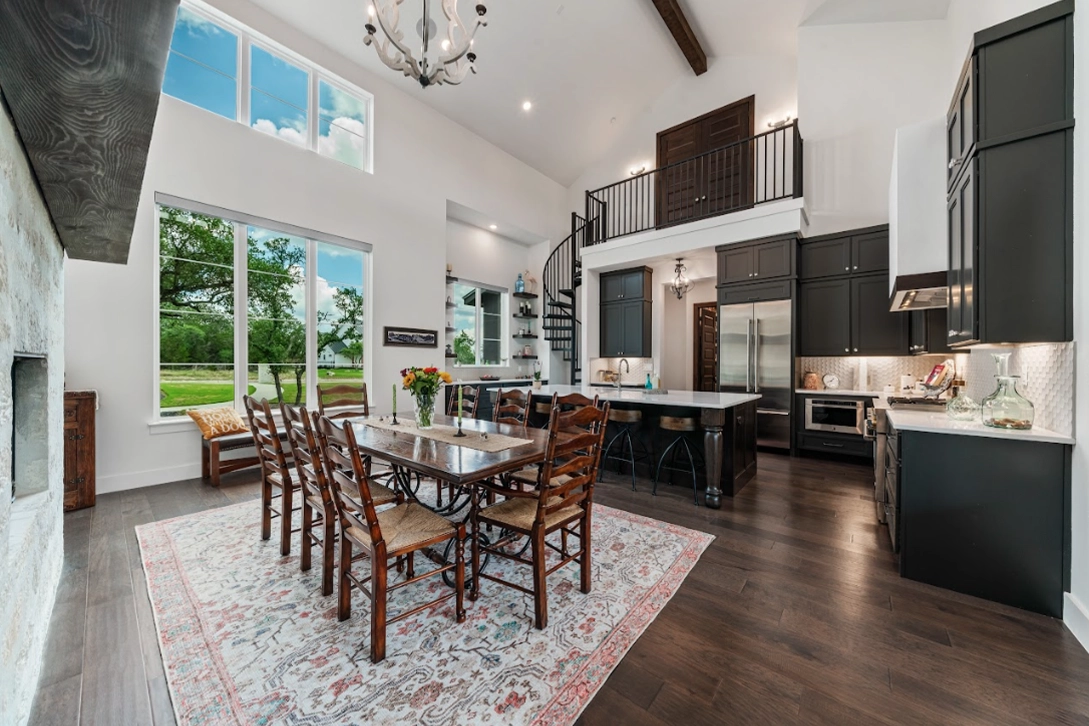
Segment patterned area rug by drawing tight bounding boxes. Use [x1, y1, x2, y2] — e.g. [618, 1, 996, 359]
[137, 499, 713, 725]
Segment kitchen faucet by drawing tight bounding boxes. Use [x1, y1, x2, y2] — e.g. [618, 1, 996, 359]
[616, 358, 630, 389]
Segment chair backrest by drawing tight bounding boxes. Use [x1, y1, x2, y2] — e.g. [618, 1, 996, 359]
[492, 388, 531, 429]
[447, 384, 480, 417]
[534, 396, 610, 523]
[554, 391, 598, 412]
[281, 402, 331, 509]
[243, 395, 292, 487]
[317, 383, 370, 419]
[317, 416, 383, 547]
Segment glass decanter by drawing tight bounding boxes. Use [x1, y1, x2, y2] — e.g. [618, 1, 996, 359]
[980, 352, 1034, 430]
[945, 379, 980, 421]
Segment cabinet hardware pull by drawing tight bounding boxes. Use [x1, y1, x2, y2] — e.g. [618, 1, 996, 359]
[822, 442, 845, 448]
[948, 329, 957, 336]
[853, 348, 859, 353]
[753, 273, 759, 277]
[853, 265, 858, 270]
[844, 348, 849, 353]
[845, 266, 849, 271]
[948, 157, 964, 170]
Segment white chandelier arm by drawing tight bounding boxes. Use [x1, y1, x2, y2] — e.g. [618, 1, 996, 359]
[438, 0, 485, 66]
[366, 0, 425, 79]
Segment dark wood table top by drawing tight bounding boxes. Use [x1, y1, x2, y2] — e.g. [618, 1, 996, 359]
[346, 414, 549, 486]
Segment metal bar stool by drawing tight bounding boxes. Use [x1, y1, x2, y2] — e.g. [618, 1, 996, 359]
[653, 415, 705, 506]
[599, 408, 651, 491]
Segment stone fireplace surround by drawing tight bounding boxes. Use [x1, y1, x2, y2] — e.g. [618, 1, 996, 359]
[0, 95, 65, 726]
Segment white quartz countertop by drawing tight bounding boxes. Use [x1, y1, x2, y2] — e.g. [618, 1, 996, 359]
[873, 396, 1075, 446]
[795, 389, 882, 397]
[529, 385, 761, 409]
[452, 378, 542, 386]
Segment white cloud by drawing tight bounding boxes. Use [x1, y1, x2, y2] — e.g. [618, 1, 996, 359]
[252, 118, 307, 147]
[177, 7, 223, 36]
[318, 117, 367, 168]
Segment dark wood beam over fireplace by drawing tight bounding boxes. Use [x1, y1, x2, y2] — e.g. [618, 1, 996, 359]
[651, 0, 708, 76]
[0, 0, 179, 264]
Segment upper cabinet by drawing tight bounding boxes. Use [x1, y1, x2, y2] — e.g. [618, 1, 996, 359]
[600, 267, 653, 303]
[799, 227, 888, 280]
[946, 1, 1073, 347]
[717, 235, 795, 285]
[600, 267, 653, 357]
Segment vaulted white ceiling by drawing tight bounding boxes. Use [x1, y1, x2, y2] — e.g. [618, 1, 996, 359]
[246, 0, 951, 186]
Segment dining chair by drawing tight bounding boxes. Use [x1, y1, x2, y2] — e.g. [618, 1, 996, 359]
[506, 391, 602, 488]
[317, 382, 370, 419]
[446, 385, 480, 418]
[470, 396, 610, 629]
[243, 395, 299, 556]
[492, 388, 532, 429]
[318, 416, 466, 663]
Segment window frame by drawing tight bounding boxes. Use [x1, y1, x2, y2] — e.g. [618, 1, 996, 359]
[164, 0, 375, 173]
[152, 194, 373, 421]
[451, 279, 509, 369]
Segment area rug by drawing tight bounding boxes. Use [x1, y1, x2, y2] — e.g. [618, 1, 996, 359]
[136, 499, 713, 726]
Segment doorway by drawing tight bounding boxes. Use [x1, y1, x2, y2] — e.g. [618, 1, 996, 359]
[693, 302, 718, 392]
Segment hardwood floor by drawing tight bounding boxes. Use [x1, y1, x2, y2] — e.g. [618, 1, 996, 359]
[29, 454, 1089, 725]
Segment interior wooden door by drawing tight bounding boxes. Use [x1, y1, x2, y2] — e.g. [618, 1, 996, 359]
[703, 96, 755, 215]
[656, 121, 703, 227]
[693, 302, 718, 391]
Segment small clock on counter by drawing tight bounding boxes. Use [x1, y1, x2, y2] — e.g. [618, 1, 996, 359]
[822, 374, 840, 390]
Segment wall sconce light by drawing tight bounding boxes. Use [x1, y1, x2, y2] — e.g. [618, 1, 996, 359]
[767, 115, 794, 130]
[629, 165, 647, 176]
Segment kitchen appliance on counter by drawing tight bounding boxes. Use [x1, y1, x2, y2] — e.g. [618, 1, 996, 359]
[719, 299, 791, 449]
[804, 397, 865, 436]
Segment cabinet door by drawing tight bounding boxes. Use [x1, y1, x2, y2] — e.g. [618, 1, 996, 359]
[851, 231, 889, 274]
[63, 396, 95, 511]
[909, 310, 928, 355]
[851, 275, 909, 355]
[798, 279, 851, 356]
[718, 246, 754, 284]
[947, 160, 977, 346]
[926, 308, 953, 355]
[600, 304, 624, 357]
[753, 238, 793, 279]
[601, 273, 626, 303]
[657, 122, 704, 226]
[947, 57, 976, 189]
[620, 301, 652, 357]
[799, 237, 851, 279]
[621, 270, 648, 301]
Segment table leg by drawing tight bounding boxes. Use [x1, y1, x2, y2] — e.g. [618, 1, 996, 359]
[703, 424, 723, 509]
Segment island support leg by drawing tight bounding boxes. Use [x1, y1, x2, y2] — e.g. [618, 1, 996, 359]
[701, 409, 726, 509]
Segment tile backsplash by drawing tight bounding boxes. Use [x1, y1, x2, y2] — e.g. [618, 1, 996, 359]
[798, 355, 964, 392]
[588, 358, 654, 386]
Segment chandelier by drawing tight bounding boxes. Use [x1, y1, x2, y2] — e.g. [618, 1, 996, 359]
[364, 0, 488, 88]
[669, 258, 693, 299]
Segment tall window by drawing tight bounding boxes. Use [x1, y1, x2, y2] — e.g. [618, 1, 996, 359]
[451, 282, 507, 367]
[156, 202, 369, 418]
[161, 0, 374, 172]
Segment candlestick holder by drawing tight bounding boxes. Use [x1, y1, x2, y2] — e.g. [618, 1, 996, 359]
[454, 419, 466, 437]
[391, 412, 399, 425]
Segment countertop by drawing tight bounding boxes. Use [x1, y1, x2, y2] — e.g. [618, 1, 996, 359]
[872, 396, 1075, 446]
[529, 384, 761, 409]
[795, 389, 883, 397]
[451, 378, 543, 386]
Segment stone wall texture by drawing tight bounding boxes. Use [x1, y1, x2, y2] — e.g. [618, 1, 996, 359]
[0, 97, 66, 725]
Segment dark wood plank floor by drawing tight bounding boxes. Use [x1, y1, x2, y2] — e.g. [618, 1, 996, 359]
[29, 454, 1089, 725]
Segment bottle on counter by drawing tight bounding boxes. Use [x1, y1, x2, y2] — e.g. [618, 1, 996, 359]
[980, 352, 1034, 430]
[945, 379, 980, 421]
[645, 373, 653, 390]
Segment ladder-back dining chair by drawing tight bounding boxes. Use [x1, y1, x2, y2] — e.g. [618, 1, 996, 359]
[243, 395, 299, 556]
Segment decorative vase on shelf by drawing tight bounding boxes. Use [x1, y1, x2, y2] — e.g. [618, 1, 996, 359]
[980, 352, 1034, 430]
[515, 273, 525, 294]
[414, 390, 436, 430]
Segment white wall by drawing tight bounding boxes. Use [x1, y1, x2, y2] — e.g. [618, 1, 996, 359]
[64, 0, 567, 493]
[444, 219, 549, 381]
[660, 278, 717, 391]
[798, 19, 950, 236]
[946, 0, 1057, 88]
[566, 54, 798, 213]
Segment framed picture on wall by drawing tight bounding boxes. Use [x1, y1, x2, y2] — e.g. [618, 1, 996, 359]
[383, 327, 439, 348]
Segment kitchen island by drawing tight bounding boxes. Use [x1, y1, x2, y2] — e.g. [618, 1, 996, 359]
[529, 385, 761, 507]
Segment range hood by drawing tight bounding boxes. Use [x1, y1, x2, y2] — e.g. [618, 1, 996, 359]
[889, 117, 948, 311]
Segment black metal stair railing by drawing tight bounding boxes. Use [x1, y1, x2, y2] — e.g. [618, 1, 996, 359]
[584, 121, 803, 245]
[541, 212, 588, 384]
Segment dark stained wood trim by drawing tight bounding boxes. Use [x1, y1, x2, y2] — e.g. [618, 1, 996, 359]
[0, 0, 179, 264]
[692, 301, 716, 393]
[650, 0, 708, 76]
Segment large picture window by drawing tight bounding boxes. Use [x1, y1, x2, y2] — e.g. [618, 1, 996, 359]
[161, 0, 374, 172]
[156, 200, 369, 418]
[451, 282, 508, 367]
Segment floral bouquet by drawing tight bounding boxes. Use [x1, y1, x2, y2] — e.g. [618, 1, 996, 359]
[400, 366, 452, 429]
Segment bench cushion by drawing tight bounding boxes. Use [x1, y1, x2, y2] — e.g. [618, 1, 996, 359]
[188, 407, 249, 440]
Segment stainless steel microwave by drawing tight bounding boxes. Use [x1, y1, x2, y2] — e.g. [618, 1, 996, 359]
[804, 398, 866, 436]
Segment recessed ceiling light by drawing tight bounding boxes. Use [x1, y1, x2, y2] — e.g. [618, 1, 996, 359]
[522, 101, 533, 112]
[489, 224, 498, 230]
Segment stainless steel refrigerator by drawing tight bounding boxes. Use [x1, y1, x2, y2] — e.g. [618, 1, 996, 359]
[719, 299, 792, 449]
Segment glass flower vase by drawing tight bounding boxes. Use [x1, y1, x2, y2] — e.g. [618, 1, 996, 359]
[413, 391, 436, 430]
[980, 352, 1034, 430]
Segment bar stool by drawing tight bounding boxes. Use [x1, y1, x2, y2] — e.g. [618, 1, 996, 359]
[653, 415, 704, 506]
[599, 408, 651, 491]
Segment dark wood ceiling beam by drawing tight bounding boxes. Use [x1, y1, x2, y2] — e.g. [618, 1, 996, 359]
[651, 0, 708, 76]
[0, 0, 179, 264]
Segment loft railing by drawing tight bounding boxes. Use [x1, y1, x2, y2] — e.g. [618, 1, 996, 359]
[585, 121, 803, 246]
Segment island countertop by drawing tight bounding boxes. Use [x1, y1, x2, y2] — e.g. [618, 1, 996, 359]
[529, 385, 761, 409]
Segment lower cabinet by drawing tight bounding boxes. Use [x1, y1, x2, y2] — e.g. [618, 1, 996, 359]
[897, 429, 1070, 617]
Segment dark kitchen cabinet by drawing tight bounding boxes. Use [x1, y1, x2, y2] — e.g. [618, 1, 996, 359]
[600, 267, 652, 303]
[799, 227, 888, 280]
[600, 300, 651, 358]
[798, 279, 850, 356]
[945, 1, 1073, 347]
[851, 275, 909, 356]
[716, 235, 795, 286]
[63, 391, 96, 512]
[909, 308, 953, 356]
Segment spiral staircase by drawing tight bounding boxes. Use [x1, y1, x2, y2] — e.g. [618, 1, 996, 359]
[541, 213, 589, 385]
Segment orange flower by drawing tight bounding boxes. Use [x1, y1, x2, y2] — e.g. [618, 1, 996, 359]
[402, 373, 416, 387]
[440, 372, 452, 384]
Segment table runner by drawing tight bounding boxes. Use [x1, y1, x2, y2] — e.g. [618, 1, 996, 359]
[362, 418, 532, 452]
